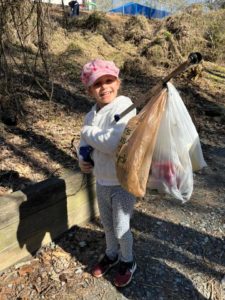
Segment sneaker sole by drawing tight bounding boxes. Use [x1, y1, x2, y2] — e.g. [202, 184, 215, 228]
[114, 262, 137, 288]
[92, 259, 119, 278]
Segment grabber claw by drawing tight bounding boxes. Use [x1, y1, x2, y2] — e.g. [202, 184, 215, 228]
[188, 52, 202, 64]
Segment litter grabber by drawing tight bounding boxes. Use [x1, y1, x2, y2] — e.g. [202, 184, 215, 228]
[114, 52, 202, 122]
[78, 53, 202, 167]
[116, 52, 206, 200]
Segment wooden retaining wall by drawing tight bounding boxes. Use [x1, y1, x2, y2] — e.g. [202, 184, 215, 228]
[0, 170, 98, 272]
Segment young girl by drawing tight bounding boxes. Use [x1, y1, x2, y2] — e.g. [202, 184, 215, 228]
[79, 59, 137, 287]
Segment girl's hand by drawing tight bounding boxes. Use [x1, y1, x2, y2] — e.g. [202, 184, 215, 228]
[79, 160, 93, 174]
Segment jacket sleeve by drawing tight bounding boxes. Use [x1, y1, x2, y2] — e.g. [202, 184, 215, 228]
[81, 109, 136, 154]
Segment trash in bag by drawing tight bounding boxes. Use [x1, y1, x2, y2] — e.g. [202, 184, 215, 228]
[148, 82, 206, 203]
[116, 89, 167, 197]
[116, 82, 206, 202]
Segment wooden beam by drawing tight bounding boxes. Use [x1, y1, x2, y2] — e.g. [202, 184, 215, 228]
[0, 170, 98, 272]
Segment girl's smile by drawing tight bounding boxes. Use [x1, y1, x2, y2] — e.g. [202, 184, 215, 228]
[88, 75, 121, 108]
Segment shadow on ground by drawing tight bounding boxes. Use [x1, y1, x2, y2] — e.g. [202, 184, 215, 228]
[54, 204, 225, 299]
[0, 169, 32, 191]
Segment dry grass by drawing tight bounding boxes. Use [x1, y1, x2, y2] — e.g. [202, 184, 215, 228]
[5, 4, 224, 82]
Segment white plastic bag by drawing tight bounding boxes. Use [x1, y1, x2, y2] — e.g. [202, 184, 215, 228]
[148, 82, 206, 203]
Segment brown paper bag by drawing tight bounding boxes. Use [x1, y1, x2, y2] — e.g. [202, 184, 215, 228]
[116, 88, 167, 197]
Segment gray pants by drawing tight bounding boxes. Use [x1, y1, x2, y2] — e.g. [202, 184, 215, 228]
[96, 183, 136, 262]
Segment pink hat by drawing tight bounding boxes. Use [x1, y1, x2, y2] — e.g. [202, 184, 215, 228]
[81, 59, 120, 87]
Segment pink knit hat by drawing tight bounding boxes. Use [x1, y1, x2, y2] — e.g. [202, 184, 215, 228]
[81, 59, 120, 87]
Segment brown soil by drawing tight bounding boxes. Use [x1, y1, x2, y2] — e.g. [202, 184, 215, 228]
[0, 5, 225, 300]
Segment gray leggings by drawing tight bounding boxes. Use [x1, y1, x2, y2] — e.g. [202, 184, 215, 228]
[96, 183, 136, 262]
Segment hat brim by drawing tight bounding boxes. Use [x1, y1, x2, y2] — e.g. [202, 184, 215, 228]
[87, 71, 119, 87]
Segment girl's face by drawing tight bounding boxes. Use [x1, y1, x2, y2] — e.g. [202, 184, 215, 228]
[88, 75, 120, 108]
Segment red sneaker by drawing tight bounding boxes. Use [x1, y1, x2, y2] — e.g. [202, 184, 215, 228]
[91, 254, 119, 278]
[114, 260, 137, 287]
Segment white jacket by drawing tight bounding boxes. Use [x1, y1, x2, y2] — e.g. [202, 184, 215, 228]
[79, 95, 136, 185]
